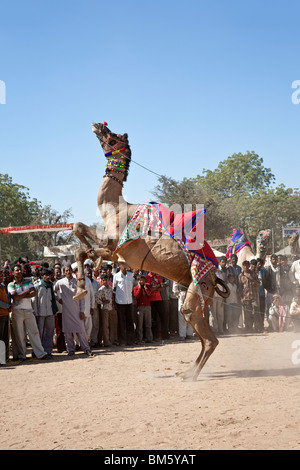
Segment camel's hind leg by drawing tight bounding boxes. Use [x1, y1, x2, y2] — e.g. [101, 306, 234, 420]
[176, 281, 218, 381]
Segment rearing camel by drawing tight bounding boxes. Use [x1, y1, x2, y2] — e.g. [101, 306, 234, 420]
[72, 122, 229, 381]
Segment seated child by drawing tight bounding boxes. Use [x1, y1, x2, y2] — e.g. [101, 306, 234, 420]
[289, 294, 300, 332]
[268, 294, 288, 332]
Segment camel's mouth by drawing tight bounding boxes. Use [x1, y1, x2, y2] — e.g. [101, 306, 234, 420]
[92, 122, 108, 136]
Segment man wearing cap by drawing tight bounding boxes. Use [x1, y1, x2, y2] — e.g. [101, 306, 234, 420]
[54, 264, 94, 357]
[71, 262, 95, 343]
[113, 264, 135, 346]
[32, 267, 58, 357]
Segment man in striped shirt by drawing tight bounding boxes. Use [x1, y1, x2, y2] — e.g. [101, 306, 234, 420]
[8, 265, 48, 361]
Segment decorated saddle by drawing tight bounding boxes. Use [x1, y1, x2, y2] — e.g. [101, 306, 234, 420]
[225, 228, 252, 258]
[116, 202, 218, 292]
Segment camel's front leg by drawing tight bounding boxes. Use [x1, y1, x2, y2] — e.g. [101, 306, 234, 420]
[176, 282, 218, 381]
[72, 222, 113, 300]
[73, 222, 111, 254]
[72, 221, 114, 266]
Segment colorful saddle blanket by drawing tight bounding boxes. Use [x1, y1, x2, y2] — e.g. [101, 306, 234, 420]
[225, 228, 252, 258]
[116, 202, 218, 290]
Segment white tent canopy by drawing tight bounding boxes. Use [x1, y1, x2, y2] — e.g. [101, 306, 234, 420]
[43, 244, 79, 257]
[212, 248, 226, 258]
[275, 245, 291, 256]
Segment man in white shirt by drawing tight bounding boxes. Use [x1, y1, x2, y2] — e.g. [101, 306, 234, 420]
[72, 263, 95, 345]
[113, 264, 135, 345]
[85, 267, 101, 347]
[54, 264, 94, 356]
[289, 257, 300, 289]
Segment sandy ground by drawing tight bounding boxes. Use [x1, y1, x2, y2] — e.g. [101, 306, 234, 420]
[1, 331, 300, 451]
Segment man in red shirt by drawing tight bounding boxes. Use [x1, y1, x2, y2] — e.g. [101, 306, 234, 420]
[145, 272, 169, 341]
[133, 275, 153, 343]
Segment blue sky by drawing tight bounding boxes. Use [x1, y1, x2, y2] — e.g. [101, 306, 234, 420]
[1, 0, 300, 228]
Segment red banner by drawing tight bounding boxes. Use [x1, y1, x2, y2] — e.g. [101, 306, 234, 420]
[0, 224, 73, 234]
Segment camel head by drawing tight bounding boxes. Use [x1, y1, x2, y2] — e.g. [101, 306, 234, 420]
[256, 229, 271, 258]
[288, 232, 300, 255]
[92, 122, 132, 182]
[92, 122, 131, 160]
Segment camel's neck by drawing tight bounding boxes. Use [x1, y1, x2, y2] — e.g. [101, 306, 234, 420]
[97, 175, 126, 212]
[256, 235, 269, 260]
[255, 246, 267, 260]
[237, 245, 255, 267]
[97, 173, 137, 234]
[98, 152, 130, 205]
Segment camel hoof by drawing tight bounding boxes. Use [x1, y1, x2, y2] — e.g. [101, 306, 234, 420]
[181, 375, 196, 382]
[175, 370, 196, 382]
[175, 371, 185, 378]
[73, 289, 87, 300]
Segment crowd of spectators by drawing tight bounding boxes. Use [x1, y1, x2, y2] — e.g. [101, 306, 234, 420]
[0, 257, 182, 363]
[211, 253, 300, 335]
[0, 251, 300, 364]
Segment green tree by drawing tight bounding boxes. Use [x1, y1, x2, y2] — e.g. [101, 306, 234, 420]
[27, 205, 76, 259]
[0, 174, 75, 262]
[152, 153, 300, 252]
[153, 175, 236, 239]
[0, 174, 41, 262]
[240, 185, 300, 251]
[195, 151, 275, 198]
